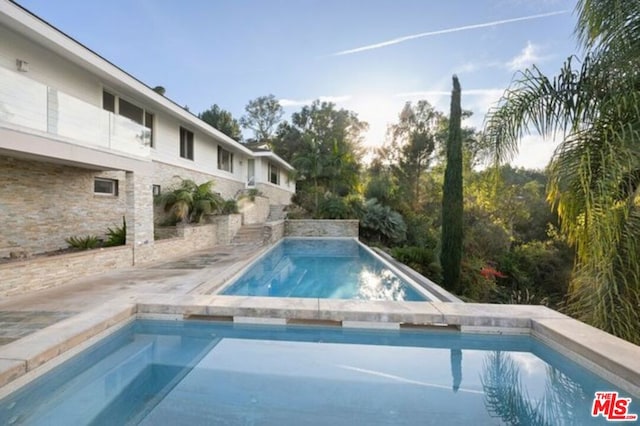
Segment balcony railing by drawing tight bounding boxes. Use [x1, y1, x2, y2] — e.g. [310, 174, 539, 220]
[0, 66, 150, 158]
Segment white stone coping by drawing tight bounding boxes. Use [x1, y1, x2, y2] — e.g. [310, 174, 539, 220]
[0, 301, 135, 392]
[0, 298, 638, 399]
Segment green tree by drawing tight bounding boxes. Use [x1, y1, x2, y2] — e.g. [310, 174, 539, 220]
[387, 101, 442, 209]
[198, 104, 242, 141]
[278, 100, 368, 214]
[441, 75, 464, 294]
[240, 94, 284, 144]
[484, 0, 640, 342]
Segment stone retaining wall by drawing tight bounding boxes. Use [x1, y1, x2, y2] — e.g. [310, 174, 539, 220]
[0, 217, 242, 296]
[264, 220, 285, 244]
[207, 214, 241, 245]
[285, 220, 358, 238]
[0, 246, 132, 297]
[255, 182, 293, 205]
[140, 223, 219, 265]
[238, 196, 270, 225]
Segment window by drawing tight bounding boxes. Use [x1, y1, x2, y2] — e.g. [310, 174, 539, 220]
[268, 163, 280, 185]
[103, 90, 154, 145]
[217, 146, 234, 173]
[119, 98, 143, 125]
[94, 178, 118, 195]
[102, 91, 115, 112]
[247, 159, 255, 186]
[145, 111, 154, 147]
[180, 127, 194, 160]
[152, 184, 161, 196]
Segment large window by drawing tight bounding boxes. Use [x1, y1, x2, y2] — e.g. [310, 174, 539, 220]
[180, 127, 194, 160]
[268, 162, 280, 185]
[217, 146, 234, 173]
[102, 90, 154, 147]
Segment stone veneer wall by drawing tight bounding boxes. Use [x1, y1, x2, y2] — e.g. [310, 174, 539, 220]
[138, 223, 219, 265]
[238, 196, 270, 225]
[152, 161, 245, 200]
[152, 161, 246, 226]
[285, 220, 359, 238]
[0, 246, 132, 296]
[0, 156, 126, 257]
[0, 219, 242, 296]
[255, 183, 293, 205]
[207, 214, 242, 245]
[264, 220, 285, 244]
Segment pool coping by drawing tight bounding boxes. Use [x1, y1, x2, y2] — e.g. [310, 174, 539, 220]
[0, 297, 638, 399]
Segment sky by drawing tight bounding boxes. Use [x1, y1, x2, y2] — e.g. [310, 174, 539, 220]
[16, 0, 580, 169]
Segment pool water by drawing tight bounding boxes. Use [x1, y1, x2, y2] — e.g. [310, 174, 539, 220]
[1, 320, 636, 425]
[221, 238, 430, 301]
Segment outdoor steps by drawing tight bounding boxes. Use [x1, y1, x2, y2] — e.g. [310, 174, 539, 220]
[267, 204, 287, 222]
[231, 224, 266, 246]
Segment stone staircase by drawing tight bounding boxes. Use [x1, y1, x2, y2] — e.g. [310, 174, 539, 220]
[231, 224, 267, 246]
[267, 205, 287, 222]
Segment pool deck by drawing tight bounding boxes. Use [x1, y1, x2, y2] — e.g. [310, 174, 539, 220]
[0, 240, 639, 399]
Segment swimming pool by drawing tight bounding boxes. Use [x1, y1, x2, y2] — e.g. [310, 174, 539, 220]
[0, 319, 635, 425]
[220, 238, 434, 301]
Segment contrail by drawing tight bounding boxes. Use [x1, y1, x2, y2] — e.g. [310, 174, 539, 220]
[332, 10, 568, 56]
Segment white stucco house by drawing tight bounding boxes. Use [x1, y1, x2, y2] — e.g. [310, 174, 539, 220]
[0, 0, 295, 262]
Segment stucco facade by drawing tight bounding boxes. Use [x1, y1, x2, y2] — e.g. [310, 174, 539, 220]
[0, 0, 295, 260]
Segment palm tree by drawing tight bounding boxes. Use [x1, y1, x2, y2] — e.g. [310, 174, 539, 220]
[156, 179, 223, 223]
[484, 0, 640, 343]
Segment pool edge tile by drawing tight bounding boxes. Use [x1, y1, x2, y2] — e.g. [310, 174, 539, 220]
[532, 318, 640, 397]
[317, 300, 445, 324]
[0, 359, 26, 388]
[0, 302, 136, 373]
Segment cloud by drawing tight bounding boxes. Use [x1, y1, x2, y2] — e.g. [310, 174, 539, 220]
[279, 95, 352, 107]
[456, 61, 503, 74]
[510, 134, 559, 169]
[507, 41, 548, 70]
[331, 10, 568, 56]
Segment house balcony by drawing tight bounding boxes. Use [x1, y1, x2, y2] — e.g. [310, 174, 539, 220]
[0, 66, 150, 160]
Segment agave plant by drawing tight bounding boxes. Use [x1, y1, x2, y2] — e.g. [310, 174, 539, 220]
[483, 0, 640, 343]
[360, 199, 407, 244]
[156, 179, 223, 223]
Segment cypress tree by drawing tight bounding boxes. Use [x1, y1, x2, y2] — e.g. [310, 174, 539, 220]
[440, 75, 463, 294]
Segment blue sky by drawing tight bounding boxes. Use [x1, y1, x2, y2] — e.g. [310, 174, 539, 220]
[17, 0, 579, 168]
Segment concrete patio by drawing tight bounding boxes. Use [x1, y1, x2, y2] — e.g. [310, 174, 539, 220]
[0, 242, 268, 345]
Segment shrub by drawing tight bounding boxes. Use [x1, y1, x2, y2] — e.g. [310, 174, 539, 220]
[104, 216, 126, 247]
[221, 199, 239, 214]
[459, 256, 497, 302]
[246, 188, 262, 201]
[156, 179, 223, 223]
[404, 213, 439, 249]
[65, 235, 100, 250]
[496, 240, 572, 307]
[391, 246, 442, 283]
[360, 199, 407, 245]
